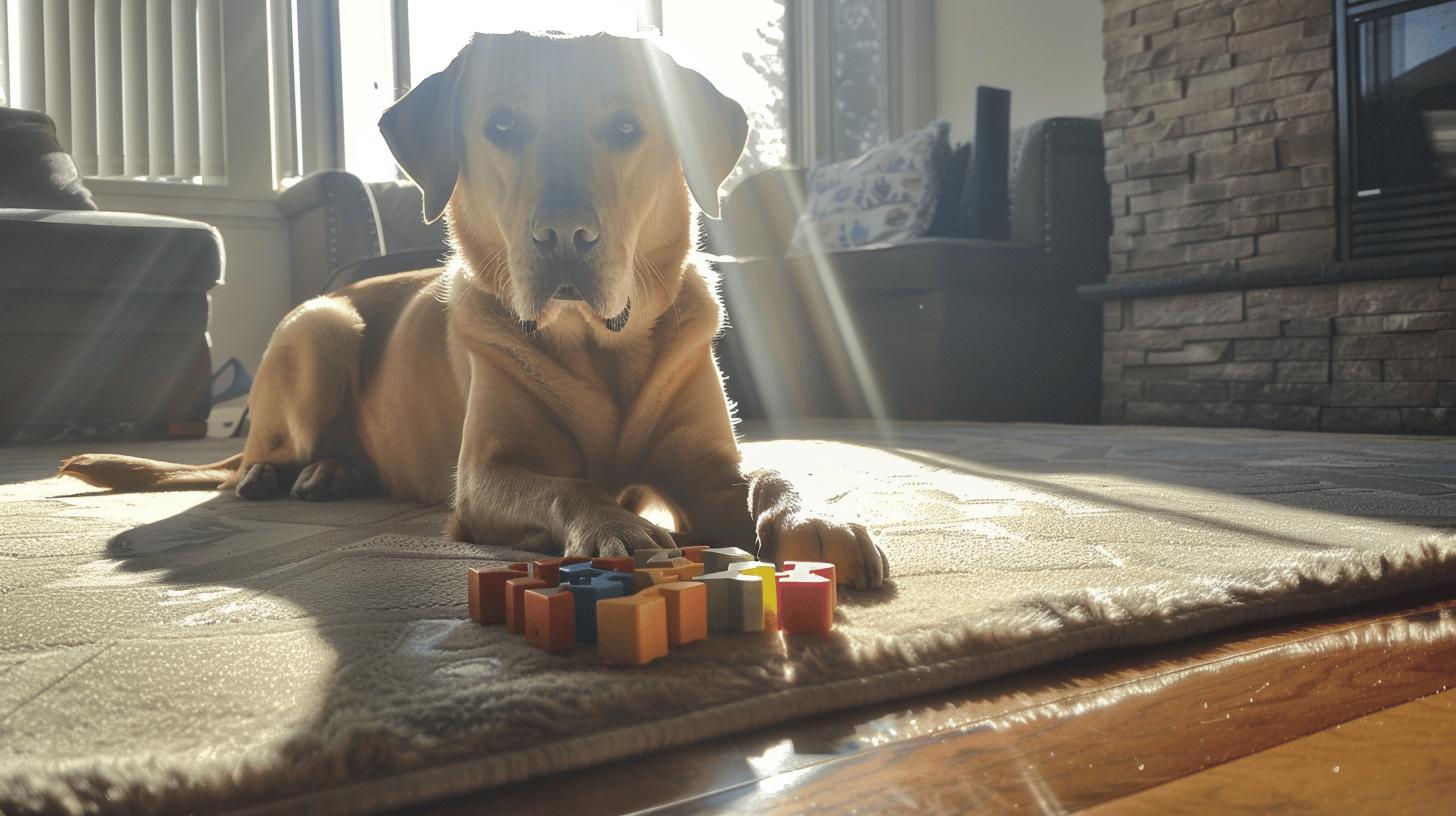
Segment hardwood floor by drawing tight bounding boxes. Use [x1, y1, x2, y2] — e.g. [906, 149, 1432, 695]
[401, 587, 1456, 815]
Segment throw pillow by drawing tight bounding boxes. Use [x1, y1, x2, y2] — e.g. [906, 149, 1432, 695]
[788, 119, 948, 253]
[0, 107, 97, 210]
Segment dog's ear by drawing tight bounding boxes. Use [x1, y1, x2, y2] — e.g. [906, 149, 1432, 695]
[656, 55, 749, 220]
[380, 45, 467, 224]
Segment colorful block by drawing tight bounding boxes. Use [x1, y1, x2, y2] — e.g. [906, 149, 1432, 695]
[678, 545, 709, 564]
[633, 547, 683, 567]
[636, 556, 704, 587]
[701, 546, 754, 574]
[596, 588, 669, 665]
[524, 586, 576, 653]
[529, 558, 566, 585]
[777, 561, 835, 635]
[467, 566, 526, 625]
[561, 561, 604, 584]
[786, 560, 837, 608]
[657, 581, 708, 646]
[591, 556, 636, 573]
[729, 560, 778, 620]
[568, 577, 626, 643]
[505, 576, 549, 634]
[693, 568, 764, 632]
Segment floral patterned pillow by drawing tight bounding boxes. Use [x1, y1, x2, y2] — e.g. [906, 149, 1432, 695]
[788, 119, 949, 254]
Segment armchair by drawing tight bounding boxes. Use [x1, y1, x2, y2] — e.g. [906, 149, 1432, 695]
[711, 117, 1110, 423]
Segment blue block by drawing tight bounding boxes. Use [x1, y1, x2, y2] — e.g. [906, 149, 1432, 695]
[599, 571, 638, 596]
[561, 562, 604, 585]
[569, 577, 625, 642]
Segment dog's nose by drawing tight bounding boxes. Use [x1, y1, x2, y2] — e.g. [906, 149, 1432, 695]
[531, 202, 600, 257]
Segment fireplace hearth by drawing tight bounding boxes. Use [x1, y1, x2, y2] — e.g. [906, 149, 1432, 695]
[1095, 0, 1456, 435]
[1336, 0, 1456, 259]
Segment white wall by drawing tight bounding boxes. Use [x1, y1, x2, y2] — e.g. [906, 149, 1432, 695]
[933, 0, 1105, 144]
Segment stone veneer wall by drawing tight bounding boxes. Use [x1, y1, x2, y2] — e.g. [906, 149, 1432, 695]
[1102, 279, 1456, 432]
[1103, 0, 1336, 279]
[1097, 0, 1456, 433]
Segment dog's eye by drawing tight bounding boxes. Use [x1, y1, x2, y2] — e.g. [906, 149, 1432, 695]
[485, 108, 528, 149]
[604, 112, 643, 149]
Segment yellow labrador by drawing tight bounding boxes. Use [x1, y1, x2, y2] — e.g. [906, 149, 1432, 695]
[61, 32, 887, 587]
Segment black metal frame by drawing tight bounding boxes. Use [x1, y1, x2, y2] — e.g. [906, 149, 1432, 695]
[1334, 0, 1456, 260]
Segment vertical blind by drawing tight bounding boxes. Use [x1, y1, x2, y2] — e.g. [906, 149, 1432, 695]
[1, 0, 226, 181]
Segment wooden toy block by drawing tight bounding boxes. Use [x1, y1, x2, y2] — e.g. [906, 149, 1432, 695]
[592, 556, 636, 573]
[785, 560, 837, 608]
[693, 569, 764, 632]
[701, 546, 754, 574]
[776, 564, 834, 635]
[560, 561, 603, 584]
[505, 576, 549, 634]
[596, 588, 669, 665]
[633, 547, 683, 567]
[467, 566, 527, 625]
[568, 577, 626, 643]
[729, 560, 778, 619]
[678, 545, 709, 564]
[529, 558, 566, 585]
[508, 562, 529, 572]
[657, 581, 708, 646]
[524, 586, 576, 653]
[635, 556, 702, 587]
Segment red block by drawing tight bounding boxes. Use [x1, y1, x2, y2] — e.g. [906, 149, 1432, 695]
[530, 558, 566, 585]
[678, 545, 708, 564]
[506, 576, 549, 634]
[524, 586, 576, 653]
[508, 562, 529, 572]
[592, 556, 636, 573]
[468, 567, 527, 625]
[777, 561, 835, 635]
[785, 560, 836, 608]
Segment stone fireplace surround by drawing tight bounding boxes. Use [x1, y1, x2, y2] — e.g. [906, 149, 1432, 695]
[1089, 0, 1456, 433]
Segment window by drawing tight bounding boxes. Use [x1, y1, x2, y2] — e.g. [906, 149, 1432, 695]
[827, 0, 887, 161]
[327, 0, 789, 188]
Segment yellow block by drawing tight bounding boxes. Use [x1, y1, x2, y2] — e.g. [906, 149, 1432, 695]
[731, 561, 778, 618]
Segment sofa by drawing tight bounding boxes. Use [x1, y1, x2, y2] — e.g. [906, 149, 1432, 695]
[0, 108, 221, 442]
[277, 171, 448, 303]
[708, 117, 1111, 423]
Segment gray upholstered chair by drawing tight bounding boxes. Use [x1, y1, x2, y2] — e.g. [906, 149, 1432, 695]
[710, 117, 1110, 423]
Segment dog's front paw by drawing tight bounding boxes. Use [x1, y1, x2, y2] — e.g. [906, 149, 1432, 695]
[566, 516, 678, 559]
[756, 511, 887, 589]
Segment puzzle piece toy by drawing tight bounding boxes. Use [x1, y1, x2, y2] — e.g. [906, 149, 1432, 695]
[777, 561, 835, 635]
[506, 576, 550, 634]
[701, 546, 754, 574]
[596, 587, 670, 665]
[468, 566, 527, 625]
[467, 542, 839, 662]
[524, 585, 575, 653]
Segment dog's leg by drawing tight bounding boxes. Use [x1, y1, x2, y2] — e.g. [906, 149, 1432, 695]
[233, 298, 367, 500]
[452, 464, 678, 557]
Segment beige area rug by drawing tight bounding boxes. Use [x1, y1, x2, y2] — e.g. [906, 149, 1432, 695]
[3, 421, 1456, 815]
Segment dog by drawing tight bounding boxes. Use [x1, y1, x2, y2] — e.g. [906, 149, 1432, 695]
[59, 32, 887, 588]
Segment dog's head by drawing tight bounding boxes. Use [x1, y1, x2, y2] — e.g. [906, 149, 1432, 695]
[379, 32, 747, 334]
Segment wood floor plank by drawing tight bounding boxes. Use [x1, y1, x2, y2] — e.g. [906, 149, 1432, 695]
[401, 592, 1456, 816]
[650, 603, 1456, 814]
[1082, 689, 1456, 815]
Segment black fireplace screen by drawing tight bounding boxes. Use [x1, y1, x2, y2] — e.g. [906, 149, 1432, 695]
[1337, 0, 1456, 259]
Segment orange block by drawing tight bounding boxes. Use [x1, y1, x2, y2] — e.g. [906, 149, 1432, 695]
[636, 557, 704, 587]
[524, 586, 576, 653]
[530, 558, 566, 585]
[657, 581, 708, 646]
[468, 567, 527, 625]
[592, 556, 636, 573]
[505, 576, 549, 634]
[596, 588, 670, 665]
[508, 562, 529, 572]
[678, 545, 709, 564]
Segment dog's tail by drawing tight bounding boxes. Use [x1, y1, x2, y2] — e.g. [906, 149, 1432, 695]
[58, 452, 244, 492]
